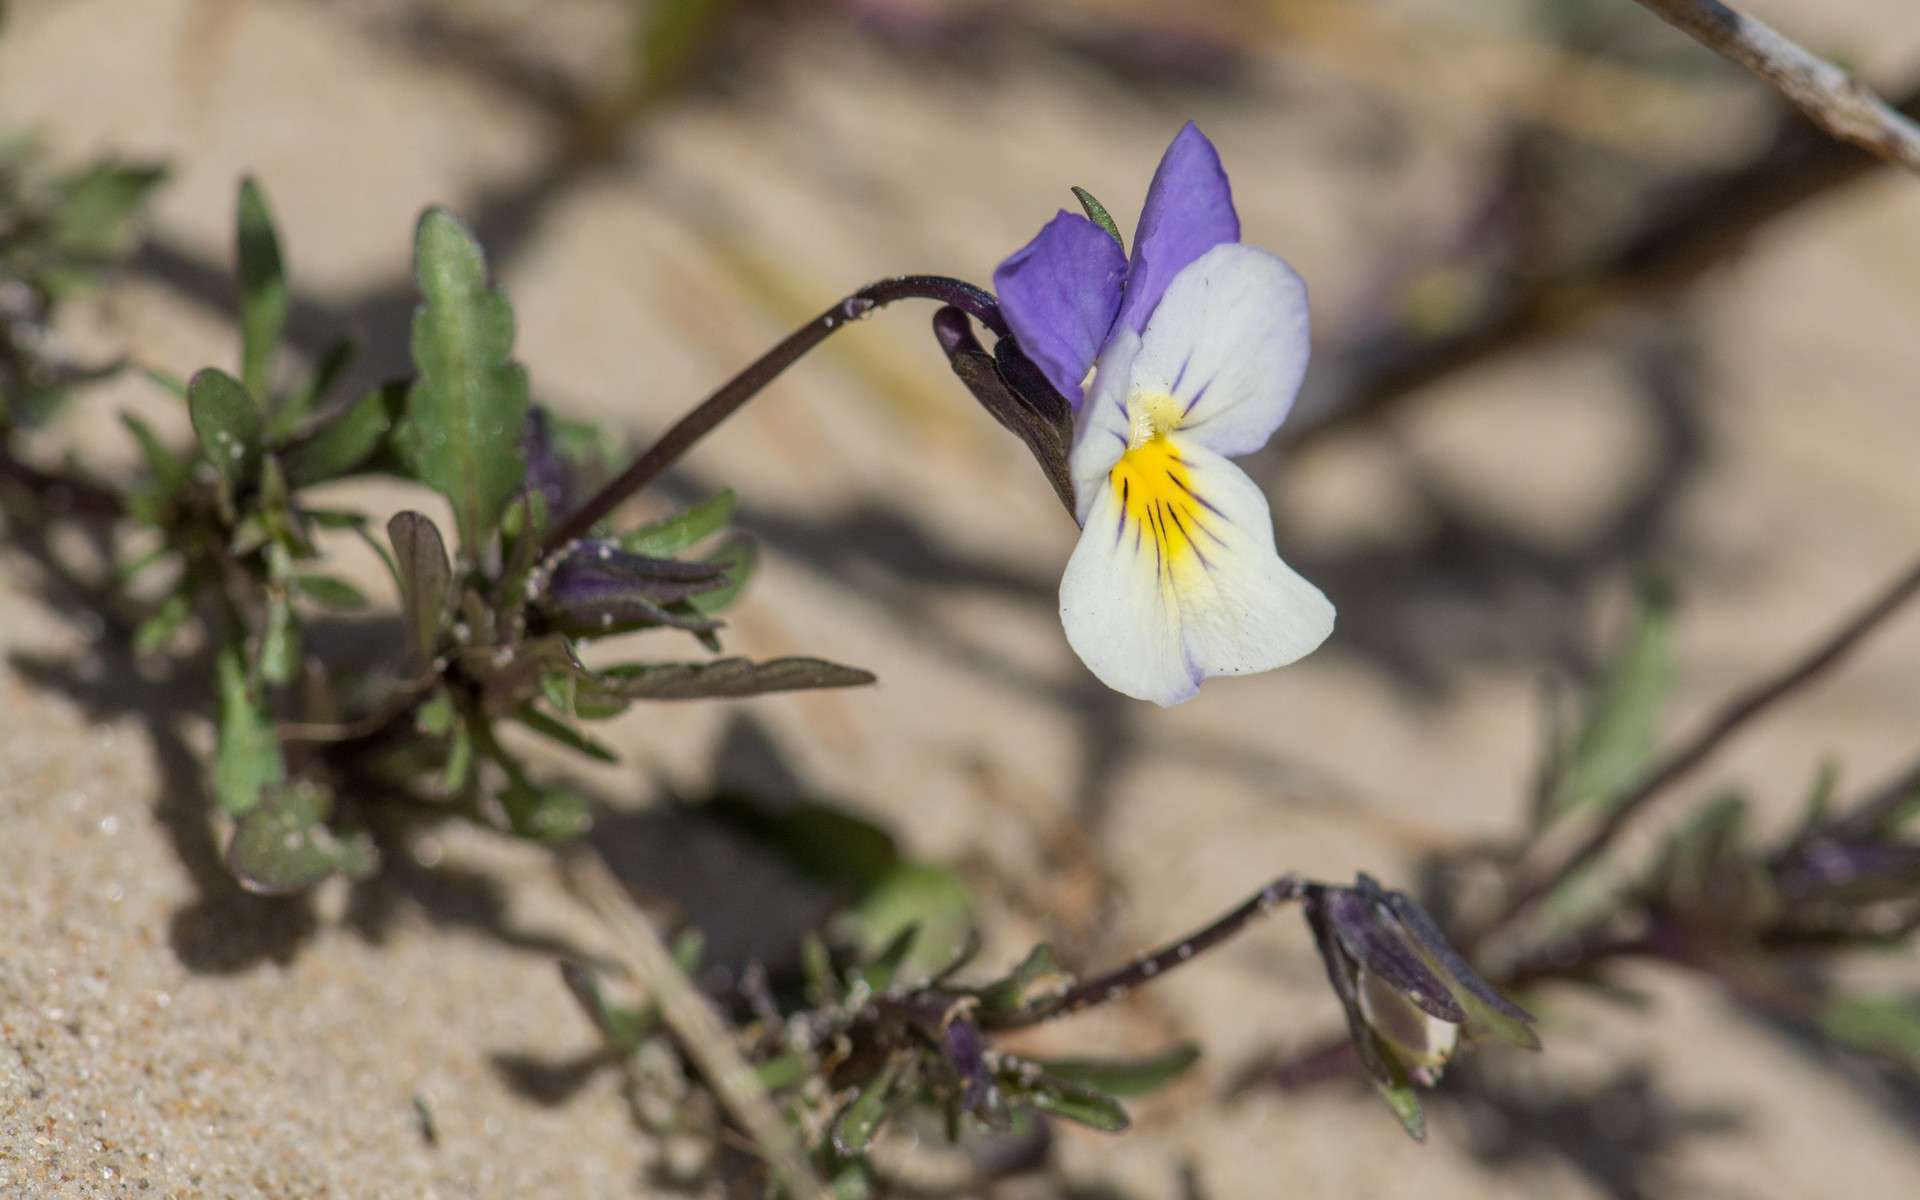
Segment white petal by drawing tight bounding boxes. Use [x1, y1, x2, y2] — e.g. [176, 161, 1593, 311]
[1067, 327, 1140, 526]
[1058, 473, 1196, 706]
[1130, 243, 1309, 458]
[1058, 437, 1333, 706]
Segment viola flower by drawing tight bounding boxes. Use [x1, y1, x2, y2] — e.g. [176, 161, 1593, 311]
[1303, 875, 1539, 1140]
[993, 123, 1334, 706]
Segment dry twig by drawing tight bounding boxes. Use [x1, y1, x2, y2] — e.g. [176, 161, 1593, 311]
[1630, 0, 1920, 174]
[564, 854, 827, 1200]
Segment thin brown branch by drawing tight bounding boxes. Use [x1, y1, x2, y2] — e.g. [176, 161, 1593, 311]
[1489, 553, 1920, 938]
[1630, 0, 1920, 175]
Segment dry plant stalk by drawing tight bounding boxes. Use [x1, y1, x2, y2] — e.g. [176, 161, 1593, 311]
[564, 854, 829, 1200]
[1631, 0, 1920, 174]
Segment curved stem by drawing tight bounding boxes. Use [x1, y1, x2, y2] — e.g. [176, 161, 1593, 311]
[540, 274, 1003, 555]
[985, 876, 1312, 1030]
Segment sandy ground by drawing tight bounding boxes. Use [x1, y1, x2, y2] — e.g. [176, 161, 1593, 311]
[3, 0, 1920, 1196]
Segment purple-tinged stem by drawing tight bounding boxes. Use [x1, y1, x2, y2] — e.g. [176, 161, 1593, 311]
[1481, 552, 1920, 946]
[540, 274, 1004, 556]
[987, 876, 1313, 1029]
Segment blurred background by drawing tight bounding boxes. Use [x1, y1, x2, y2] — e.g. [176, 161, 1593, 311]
[2, 0, 1918, 1195]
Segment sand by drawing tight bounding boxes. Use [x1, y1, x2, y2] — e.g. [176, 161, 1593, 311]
[3, 1, 1919, 1195]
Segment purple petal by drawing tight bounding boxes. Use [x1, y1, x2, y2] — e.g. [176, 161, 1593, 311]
[993, 211, 1126, 405]
[1115, 122, 1241, 334]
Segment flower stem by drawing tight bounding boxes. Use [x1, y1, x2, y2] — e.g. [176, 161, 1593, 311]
[540, 274, 1003, 556]
[1480, 551, 1920, 945]
[987, 876, 1313, 1029]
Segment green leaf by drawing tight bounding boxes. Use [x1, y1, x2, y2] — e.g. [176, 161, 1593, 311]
[1031, 1044, 1200, 1098]
[686, 533, 756, 616]
[269, 337, 357, 440]
[1545, 578, 1676, 821]
[282, 380, 401, 487]
[754, 1053, 809, 1091]
[801, 932, 837, 1008]
[235, 178, 288, 402]
[974, 944, 1068, 1019]
[512, 704, 618, 764]
[260, 587, 300, 686]
[841, 863, 974, 984]
[188, 367, 261, 496]
[213, 646, 284, 816]
[226, 780, 376, 895]
[1000, 1063, 1129, 1133]
[620, 489, 737, 557]
[49, 160, 165, 260]
[1071, 186, 1124, 249]
[396, 207, 529, 551]
[1372, 1071, 1427, 1142]
[441, 717, 474, 796]
[830, 1053, 907, 1156]
[1819, 993, 1920, 1072]
[121, 411, 190, 497]
[499, 777, 592, 841]
[388, 511, 450, 670]
[133, 593, 191, 655]
[857, 923, 920, 993]
[294, 574, 370, 610]
[558, 961, 659, 1051]
[586, 656, 874, 702]
[141, 367, 189, 398]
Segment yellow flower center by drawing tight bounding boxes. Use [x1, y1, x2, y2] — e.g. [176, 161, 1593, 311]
[1107, 394, 1219, 574]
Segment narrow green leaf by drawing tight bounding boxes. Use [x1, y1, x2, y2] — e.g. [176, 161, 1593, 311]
[1547, 579, 1676, 821]
[499, 777, 592, 841]
[586, 655, 874, 701]
[558, 961, 659, 1051]
[133, 593, 191, 655]
[269, 337, 357, 440]
[830, 1054, 907, 1156]
[620, 489, 736, 557]
[213, 646, 283, 816]
[1373, 1073, 1427, 1142]
[858, 923, 920, 993]
[388, 511, 450, 669]
[686, 534, 756, 615]
[227, 781, 376, 895]
[121, 412, 190, 496]
[801, 932, 837, 1008]
[282, 379, 400, 486]
[1001, 1064, 1130, 1133]
[294, 574, 370, 610]
[260, 589, 299, 686]
[1031, 1044, 1200, 1098]
[397, 207, 530, 551]
[842, 863, 974, 984]
[188, 367, 261, 495]
[236, 178, 288, 402]
[50, 161, 166, 259]
[1820, 993, 1920, 1072]
[141, 367, 189, 399]
[974, 944, 1068, 1018]
[1071, 186, 1124, 249]
[441, 718, 474, 795]
[512, 704, 619, 764]
[754, 1053, 809, 1091]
